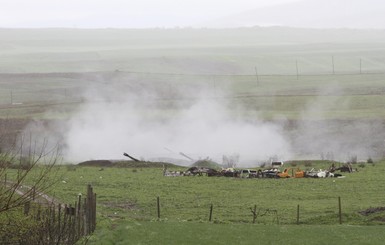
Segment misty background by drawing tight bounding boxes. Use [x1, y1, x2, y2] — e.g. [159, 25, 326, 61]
[1, 1, 385, 166]
[2, 0, 385, 29]
[15, 62, 385, 166]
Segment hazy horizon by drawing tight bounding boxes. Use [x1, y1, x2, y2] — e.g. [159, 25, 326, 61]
[2, 0, 385, 29]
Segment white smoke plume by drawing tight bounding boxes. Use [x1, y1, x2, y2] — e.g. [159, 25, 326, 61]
[287, 84, 385, 161]
[19, 77, 385, 166]
[62, 83, 291, 166]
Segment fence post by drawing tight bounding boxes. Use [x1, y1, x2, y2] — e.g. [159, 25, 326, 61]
[92, 192, 97, 232]
[209, 204, 213, 222]
[83, 197, 88, 235]
[63, 204, 69, 242]
[48, 205, 54, 242]
[58, 204, 62, 244]
[255, 66, 260, 86]
[77, 194, 81, 239]
[297, 204, 300, 225]
[37, 205, 41, 221]
[252, 205, 257, 224]
[338, 197, 342, 224]
[157, 196, 160, 219]
[32, 187, 36, 201]
[275, 210, 280, 225]
[360, 58, 362, 74]
[24, 201, 30, 216]
[68, 204, 75, 244]
[86, 184, 93, 234]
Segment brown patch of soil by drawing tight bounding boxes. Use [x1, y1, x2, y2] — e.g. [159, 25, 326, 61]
[359, 207, 385, 216]
[77, 160, 114, 167]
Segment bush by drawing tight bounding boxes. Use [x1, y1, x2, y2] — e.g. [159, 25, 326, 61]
[290, 162, 297, 167]
[367, 158, 374, 164]
[304, 162, 312, 167]
[66, 164, 77, 171]
[349, 155, 358, 164]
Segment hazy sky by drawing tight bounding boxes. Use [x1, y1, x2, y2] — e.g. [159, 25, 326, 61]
[0, 0, 298, 28]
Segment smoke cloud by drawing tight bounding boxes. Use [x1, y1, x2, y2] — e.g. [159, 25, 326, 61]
[19, 77, 385, 166]
[286, 84, 385, 161]
[62, 83, 291, 166]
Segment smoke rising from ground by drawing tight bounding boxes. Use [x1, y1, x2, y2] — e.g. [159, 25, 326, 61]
[18, 77, 385, 166]
[62, 84, 291, 166]
[285, 84, 385, 161]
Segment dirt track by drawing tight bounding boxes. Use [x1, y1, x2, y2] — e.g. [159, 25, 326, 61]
[5, 181, 62, 207]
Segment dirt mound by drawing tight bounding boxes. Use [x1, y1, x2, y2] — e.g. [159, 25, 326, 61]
[359, 207, 385, 216]
[77, 160, 114, 167]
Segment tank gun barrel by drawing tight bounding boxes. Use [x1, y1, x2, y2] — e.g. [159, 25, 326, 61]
[123, 152, 140, 162]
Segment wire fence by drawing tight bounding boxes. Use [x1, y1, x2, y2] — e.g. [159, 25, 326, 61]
[122, 194, 351, 226]
[1, 184, 97, 245]
[1, 67, 385, 108]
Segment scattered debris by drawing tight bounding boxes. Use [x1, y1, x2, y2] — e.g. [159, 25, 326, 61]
[166, 165, 348, 179]
[271, 161, 284, 168]
[262, 169, 280, 178]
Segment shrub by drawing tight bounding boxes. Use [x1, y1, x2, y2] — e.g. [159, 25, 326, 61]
[349, 155, 357, 164]
[66, 164, 77, 171]
[304, 162, 312, 167]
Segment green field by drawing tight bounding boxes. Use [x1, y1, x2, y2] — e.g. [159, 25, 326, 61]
[4, 159, 385, 244]
[87, 222, 385, 245]
[10, 160, 382, 244]
[48, 161, 385, 225]
[1, 28, 385, 120]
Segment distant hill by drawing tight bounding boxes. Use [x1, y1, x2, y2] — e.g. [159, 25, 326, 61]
[206, 0, 385, 29]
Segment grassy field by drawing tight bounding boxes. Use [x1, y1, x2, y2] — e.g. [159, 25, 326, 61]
[87, 221, 385, 245]
[1, 71, 385, 119]
[6, 159, 382, 244]
[1, 28, 385, 120]
[47, 161, 385, 225]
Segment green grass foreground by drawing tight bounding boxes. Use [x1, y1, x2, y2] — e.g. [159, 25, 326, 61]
[88, 221, 385, 245]
[6, 160, 383, 244]
[5, 160, 385, 244]
[47, 161, 385, 226]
